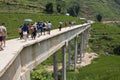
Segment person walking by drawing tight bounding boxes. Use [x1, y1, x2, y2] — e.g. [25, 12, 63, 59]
[47, 21, 52, 34]
[58, 22, 63, 31]
[1, 23, 7, 47]
[0, 25, 4, 50]
[42, 22, 47, 35]
[18, 26, 23, 39]
[22, 23, 29, 41]
[37, 22, 43, 37]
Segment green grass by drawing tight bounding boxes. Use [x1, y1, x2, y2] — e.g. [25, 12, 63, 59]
[0, 13, 85, 39]
[67, 55, 120, 80]
[89, 23, 120, 54]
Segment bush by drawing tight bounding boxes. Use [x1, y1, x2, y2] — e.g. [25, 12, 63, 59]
[31, 70, 53, 80]
[67, 2, 80, 17]
[114, 45, 120, 55]
[96, 14, 102, 22]
[45, 3, 54, 14]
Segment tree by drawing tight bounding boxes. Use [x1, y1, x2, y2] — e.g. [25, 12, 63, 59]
[114, 45, 120, 55]
[96, 14, 102, 22]
[114, 0, 120, 5]
[57, 4, 61, 13]
[67, 2, 80, 17]
[56, 0, 66, 14]
[45, 3, 53, 14]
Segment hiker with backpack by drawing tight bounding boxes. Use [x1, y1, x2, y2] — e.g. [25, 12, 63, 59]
[58, 22, 63, 31]
[0, 26, 3, 51]
[18, 25, 23, 39]
[22, 23, 29, 41]
[42, 22, 47, 35]
[37, 22, 43, 37]
[47, 21, 52, 35]
[1, 23, 7, 47]
[0, 23, 7, 50]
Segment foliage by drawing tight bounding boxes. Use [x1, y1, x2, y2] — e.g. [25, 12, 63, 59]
[45, 3, 54, 14]
[96, 14, 102, 22]
[113, 45, 120, 55]
[56, 0, 66, 14]
[31, 70, 53, 80]
[67, 55, 120, 80]
[56, 4, 61, 13]
[89, 23, 120, 55]
[67, 1, 80, 17]
[114, 0, 120, 5]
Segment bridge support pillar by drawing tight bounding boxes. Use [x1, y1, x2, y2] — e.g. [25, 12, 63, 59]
[53, 53, 58, 80]
[74, 36, 78, 71]
[62, 44, 67, 80]
[79, 27, 90, 63]
[85, 27, 90, 48]
[83, 27, 90, 54]
[67, 41, 71, 70]
[80, 32, 84, 63]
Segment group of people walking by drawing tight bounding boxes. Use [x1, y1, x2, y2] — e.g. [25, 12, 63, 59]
[0, 20, 75, 51]
[0, 23, 7, 51]
[18, 21, 52, 41]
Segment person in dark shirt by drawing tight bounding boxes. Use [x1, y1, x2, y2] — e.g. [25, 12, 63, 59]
[22, 23, 29, 41]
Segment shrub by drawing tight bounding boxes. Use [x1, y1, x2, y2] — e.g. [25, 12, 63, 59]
[114, 45, 120, 55]
[96, 14, 102, 22]
[31, 70, 53, 80]
[45, 3, 54, 14]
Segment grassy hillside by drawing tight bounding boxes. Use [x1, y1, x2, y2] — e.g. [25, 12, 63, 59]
[89, 23, 120, 55]
[0, 0, 120, 20]
[67, 55, 120, 80]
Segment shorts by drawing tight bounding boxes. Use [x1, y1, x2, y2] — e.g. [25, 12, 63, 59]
[0, 36, 3, 41]
[23, 31, 27, 35]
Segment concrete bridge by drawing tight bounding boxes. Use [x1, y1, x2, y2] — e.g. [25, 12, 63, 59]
[0, 22, 92, 80]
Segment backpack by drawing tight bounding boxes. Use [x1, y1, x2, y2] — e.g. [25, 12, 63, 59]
[37, 23, 42, 29]
[42, 23, 46, 27]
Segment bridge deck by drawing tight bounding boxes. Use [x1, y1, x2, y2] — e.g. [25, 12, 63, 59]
[0, 24, 88, 76]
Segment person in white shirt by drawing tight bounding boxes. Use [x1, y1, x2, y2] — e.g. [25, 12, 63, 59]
[1, 23, 7, 47]
[0, 25, 4, 50]
[47, 21, 52, 34]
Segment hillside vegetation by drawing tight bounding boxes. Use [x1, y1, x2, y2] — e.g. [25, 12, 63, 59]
[0, 0, 120, 20]
[89, 23, 120, 55]
[67, 55, 120, 80]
